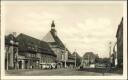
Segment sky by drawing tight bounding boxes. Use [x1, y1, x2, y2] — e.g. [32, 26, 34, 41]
[3, 1, 124, 58]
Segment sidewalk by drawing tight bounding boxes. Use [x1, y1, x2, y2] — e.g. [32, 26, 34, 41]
[5, 68, 122, 76]
[5, 68, 74, 74]
[78, 68, 123, 75]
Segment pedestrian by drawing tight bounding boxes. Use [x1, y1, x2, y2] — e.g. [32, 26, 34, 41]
[102, 68, 105, 76]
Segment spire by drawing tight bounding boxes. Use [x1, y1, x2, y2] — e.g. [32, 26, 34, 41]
[50, 20, 57, 36]
[51, 20, 55, 29]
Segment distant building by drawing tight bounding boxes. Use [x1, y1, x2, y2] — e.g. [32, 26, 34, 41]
[116, 18, 123, 68]
[81, 52, 98, 68]
[43, 21, 75, 68]
[72, 51, 82, 67]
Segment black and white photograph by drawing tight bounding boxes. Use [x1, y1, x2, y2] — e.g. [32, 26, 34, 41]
[0, 0, 127, 80]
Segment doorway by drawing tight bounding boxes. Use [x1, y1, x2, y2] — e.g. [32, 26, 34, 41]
[18, 61, 22, 69]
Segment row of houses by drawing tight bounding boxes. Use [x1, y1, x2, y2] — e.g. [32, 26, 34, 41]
[5, 21, 78, 70]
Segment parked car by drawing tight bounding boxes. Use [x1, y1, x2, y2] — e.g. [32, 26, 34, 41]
[90, 64, 95, 68]
[40, 63, 57, 69]
[50, 63, 57, 69]
[41, 63, 51, 69]
[95, 63, 106, 68]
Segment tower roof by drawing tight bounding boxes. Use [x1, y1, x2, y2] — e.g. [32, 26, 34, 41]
[51, 20, 55, 27]
[43, 30, 74, 59]
[43, 21, 75, 59]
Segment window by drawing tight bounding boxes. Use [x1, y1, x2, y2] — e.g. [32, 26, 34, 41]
[62, 54, 64, 61]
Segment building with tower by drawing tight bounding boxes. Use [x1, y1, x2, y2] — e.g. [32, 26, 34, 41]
[5, 33, 57, 70]
[43, 21, 75, 68]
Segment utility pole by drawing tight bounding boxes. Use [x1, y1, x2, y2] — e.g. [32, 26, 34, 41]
[113, 42, 117, 67]
[75, 49, 77, 68]
[10, 40, 14, 69]
[64, 44, 67, 68]
[6, 47, 9, 70]
[109, 41, 112, 69]
[109, 42, 112, 58]
[13, 32, 16, 69]
[12, 32, 18, 69]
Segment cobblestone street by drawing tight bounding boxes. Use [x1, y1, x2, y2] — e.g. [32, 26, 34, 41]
[5, 68, 122, 76]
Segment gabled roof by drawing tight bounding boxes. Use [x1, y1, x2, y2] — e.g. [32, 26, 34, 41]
[50, 30, 65, 49]
[43, 30, 65, 49]
[43, 29, 74, 59]
[72, 52, 81, 59]
[50, 31, 75, 59]
[43, 31, 55, 42]
[16, 33, 56, 57]
[83, 52, 97, 59]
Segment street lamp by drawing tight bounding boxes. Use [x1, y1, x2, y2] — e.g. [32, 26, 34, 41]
[10, 40, 14, 69]
[15, 42, 19, 69]
[74, 49, 77, 68]
[64, 44, 67, 68]
[109, 42, 112, 58]
[6, 40, 14, 70]
[11, 32, 19, 69]
[109, 41, 112, 71]
[64, 50, 67, 68]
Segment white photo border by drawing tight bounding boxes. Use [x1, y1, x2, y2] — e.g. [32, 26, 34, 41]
[1, 1, 127, 80]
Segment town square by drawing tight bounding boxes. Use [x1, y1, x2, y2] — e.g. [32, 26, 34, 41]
[1, 1, 126, 78]
[4, 19, 123, 76]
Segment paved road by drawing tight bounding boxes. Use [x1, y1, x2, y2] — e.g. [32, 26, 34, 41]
[5, 68, 122, 76]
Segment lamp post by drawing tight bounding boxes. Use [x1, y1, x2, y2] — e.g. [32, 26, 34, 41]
[109, 42, 112, 58]
[75, 49, 77, 68]
[6, 47, 9, 70]
[11, 32, 18, 69]
[64, 44, 67, 68]
[109, 41, 112, 70]
[113, 42, 117, 67]
[10, 40, 14, 69]
[15, 42, 19, 69]
[6, 38, 14, 70]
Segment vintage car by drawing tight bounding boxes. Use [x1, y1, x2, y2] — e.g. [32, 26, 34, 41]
[50, 63, 57, 69]
[95, 63, 106, 68]
[40, 63, 50, 69]
[40, 63, 57, 69]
